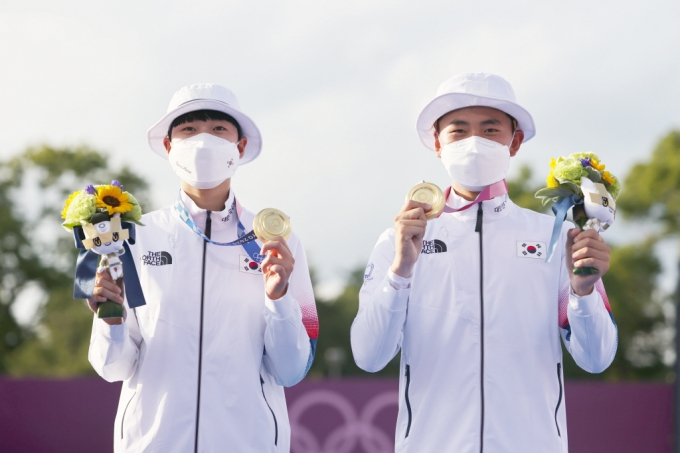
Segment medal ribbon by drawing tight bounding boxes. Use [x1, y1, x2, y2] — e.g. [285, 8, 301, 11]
[545, 193, 583, 263]
[172, 193, 265, 263]
[440, 180, 509, 215]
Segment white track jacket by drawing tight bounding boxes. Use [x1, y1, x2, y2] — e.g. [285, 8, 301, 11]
[351, 193, 617, 453]
[89, 191, 319, 453]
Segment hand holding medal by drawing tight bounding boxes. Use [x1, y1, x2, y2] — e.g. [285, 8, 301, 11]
[406, 182, 446, 220]
[255, 208, 294, 300]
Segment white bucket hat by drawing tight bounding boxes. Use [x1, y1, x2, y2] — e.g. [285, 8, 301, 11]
[147, 83, 262, 164]
[416, 73, 536, 150]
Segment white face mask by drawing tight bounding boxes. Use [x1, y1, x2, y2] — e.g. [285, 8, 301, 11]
[440, 136, 512, 191]
[169, 133, 240, 189]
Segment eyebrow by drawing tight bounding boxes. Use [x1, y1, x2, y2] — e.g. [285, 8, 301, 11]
[445, 119, 470, 127]
[480, 118, 502, 125]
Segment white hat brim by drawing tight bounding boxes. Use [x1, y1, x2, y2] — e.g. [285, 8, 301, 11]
[416, 93, 536, 150]
[147, 99, 262, 165]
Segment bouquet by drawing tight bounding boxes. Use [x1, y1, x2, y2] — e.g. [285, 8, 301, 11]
[62, 181, 145, 318]
[535, 152, 620, 275]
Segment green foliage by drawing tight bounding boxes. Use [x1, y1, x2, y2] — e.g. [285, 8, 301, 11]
[562, 241, 668, 380]
[507, 164, 550, 213]
[5, 288, 96, 377]
[618, 131, 680, 235]
[0, 145, 150, 376]
[309, 268, 400, 377]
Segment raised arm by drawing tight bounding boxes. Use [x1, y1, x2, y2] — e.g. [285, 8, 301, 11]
[87, 269, 143, 381]
[261, 236, 318, 387]
[559, 228, 618, 373]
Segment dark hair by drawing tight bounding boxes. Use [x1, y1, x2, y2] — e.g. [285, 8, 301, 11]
[168, 109, 243, 140]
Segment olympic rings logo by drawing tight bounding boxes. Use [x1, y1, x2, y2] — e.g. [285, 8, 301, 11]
[289, 389, 398, 453]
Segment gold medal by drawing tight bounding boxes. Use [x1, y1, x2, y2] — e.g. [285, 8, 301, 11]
[253, 208, 292, 242]
[406, 182, 445, 220]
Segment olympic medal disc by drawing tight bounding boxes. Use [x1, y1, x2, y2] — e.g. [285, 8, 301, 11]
[406, 182, 445, 220]
[253, 208, 292, 242]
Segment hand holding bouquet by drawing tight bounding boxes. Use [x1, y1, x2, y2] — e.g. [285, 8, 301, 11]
[61, 181, 145, 318]
[536, 152, 620, 275]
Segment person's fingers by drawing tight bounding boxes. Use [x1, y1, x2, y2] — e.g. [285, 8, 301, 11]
[261, 255, 293, 274]
[267, 236, 292, 255]
[572, 243, 610, 262]
[572, 237, 611, 259]
[574, 229, 606, 243]
[572, 251, 609, 267]
[399, 200, 432, 215]
[396, 207, 428, 222]
[573, 256, 609, 273]
[261, 239, 294, 262]
[86, 299, 100, 313]
[96, 276, 121, 295]
[96, 267, 115, 283]
[93, 286, 124, 304]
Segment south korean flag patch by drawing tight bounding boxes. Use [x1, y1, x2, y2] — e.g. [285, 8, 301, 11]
[517, 241, 546, 259]
[239, 255, 263, 274]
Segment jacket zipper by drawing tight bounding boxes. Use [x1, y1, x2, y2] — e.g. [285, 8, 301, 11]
[555, 363, 563, 437]
[120, 391, 136, 439]
[475, 202, 485, 453]
[260, 375, 279, 445]
[404, 364, 413, 438]
[194, 211, 212, 453]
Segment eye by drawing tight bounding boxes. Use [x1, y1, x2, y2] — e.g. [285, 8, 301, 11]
[213, 126, 227, 131]
[113, 232, 119, 241]
[182, 126, 196, 132]
[93, 238, 102, 246]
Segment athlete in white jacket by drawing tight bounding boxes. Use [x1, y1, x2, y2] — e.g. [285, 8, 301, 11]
[351, 73, 617, 452]
[87, 84, 318, 453]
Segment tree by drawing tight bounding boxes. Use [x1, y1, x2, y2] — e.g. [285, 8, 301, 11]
[310, 268, 400, 377]
[0, 145, 150, 376]
[510, 160, 672, 381]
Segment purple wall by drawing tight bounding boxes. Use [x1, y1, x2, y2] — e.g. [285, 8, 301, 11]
[0, 378, 673, 453]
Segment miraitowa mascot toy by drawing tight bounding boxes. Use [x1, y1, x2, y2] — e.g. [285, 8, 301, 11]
[61, 181, 146, 318]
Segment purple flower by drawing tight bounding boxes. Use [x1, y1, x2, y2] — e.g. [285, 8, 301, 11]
[579, 158, 592, 168]
[84, 184, 96, 195]
[111, 180, 123, 190]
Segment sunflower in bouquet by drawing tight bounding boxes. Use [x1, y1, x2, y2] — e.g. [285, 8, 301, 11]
[61, 181, 145, 318]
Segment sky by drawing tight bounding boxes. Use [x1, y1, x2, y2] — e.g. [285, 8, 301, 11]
[2, 0, 679, 298]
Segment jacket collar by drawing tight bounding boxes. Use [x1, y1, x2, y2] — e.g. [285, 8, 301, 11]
[179, 190, 238, 232]
[445, 187, 514, 221]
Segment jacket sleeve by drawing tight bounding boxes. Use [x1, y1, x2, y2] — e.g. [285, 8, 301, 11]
[558, 229, 618, 373]
[351, 229, 410, 373]
[88, 300, 143, 382]
[262, 235, 318, 387]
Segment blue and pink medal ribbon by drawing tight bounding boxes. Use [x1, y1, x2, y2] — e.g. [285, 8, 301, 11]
[172, 193, 264, 264]
[440, 180, 509, 214]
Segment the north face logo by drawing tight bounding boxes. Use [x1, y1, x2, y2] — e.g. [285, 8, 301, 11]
[141, 251, 173, 266]
[421, 239, 447, 254]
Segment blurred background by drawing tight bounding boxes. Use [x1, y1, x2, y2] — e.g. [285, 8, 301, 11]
[1, 0, 679, 452]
